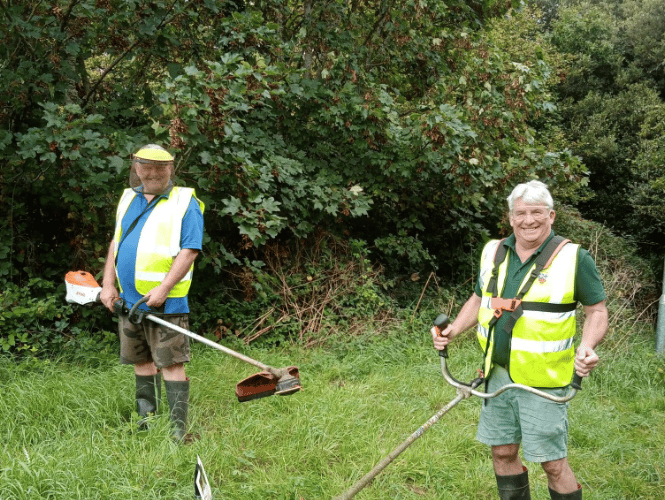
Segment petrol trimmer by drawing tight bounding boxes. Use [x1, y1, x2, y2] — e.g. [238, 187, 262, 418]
[333, 314, 583, 500]
[65, 270, 301, 402]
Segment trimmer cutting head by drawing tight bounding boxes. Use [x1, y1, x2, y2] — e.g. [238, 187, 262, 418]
[275, 371, 301, 396]
[235, 366, 301, 402]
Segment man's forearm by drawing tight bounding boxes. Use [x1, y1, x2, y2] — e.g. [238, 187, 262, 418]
[102, 241, 116, 288]
[160, 248, 200, 293]
[581, 300, 609, 350]
[100, 241, 119, 311]
[450, 293, 482, 337]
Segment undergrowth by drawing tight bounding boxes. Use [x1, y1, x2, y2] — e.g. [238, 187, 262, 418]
[192, 233, 398, 349]
[0, 278, 117, 359]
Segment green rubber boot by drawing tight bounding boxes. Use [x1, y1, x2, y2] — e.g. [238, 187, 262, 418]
[549, 484, 582, 500]
[135, 373, 161, 428]
[496, 467, 531, 500]
[165, 379, 190, 442]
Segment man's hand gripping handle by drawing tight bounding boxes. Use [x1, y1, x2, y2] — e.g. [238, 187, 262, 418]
[433, 314, 451, 358]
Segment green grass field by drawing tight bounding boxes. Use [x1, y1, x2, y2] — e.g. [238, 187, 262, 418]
[1, 315, 664, 499]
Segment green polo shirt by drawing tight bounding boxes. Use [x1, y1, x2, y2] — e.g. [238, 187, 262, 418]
[474, 231, 606, 366]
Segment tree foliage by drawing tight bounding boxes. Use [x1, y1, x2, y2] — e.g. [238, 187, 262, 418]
[1, 0, 592, 350]
[547, 0, 665, 264]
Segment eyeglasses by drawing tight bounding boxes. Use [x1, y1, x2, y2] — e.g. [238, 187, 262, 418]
[133, 160, 171, 174]
[510, 207, 552, 222]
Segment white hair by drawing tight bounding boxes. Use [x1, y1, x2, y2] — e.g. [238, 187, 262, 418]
[507, 180, 554, 211]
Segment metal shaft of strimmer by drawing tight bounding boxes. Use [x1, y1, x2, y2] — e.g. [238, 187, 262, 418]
[144, 314, 269, 371]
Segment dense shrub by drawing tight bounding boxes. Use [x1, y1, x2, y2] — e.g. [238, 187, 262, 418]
[2, 1, 643, 356]
[0, 278, 116, 358]
[549, 1, 665, 269]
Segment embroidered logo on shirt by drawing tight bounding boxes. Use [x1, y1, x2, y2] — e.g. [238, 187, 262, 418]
[538, 273, 548, 284]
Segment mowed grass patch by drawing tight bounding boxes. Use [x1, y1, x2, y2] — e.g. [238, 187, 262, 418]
[1, 320, 664, 499]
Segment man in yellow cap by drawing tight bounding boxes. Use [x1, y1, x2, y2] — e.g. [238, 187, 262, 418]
[100, 144, 204, 442]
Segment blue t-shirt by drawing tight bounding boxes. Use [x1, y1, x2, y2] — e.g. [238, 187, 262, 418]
[115, 187, 204, 314]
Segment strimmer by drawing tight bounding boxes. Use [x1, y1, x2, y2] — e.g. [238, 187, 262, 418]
[333, 314, 583, 500]
[65, 270, 301, 401]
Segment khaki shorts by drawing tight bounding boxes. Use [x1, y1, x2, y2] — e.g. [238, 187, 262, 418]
[476, 365, 570, 463]
[119, 314, 191, 368]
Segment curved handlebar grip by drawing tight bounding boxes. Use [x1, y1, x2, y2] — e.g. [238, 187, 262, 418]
[433, 313, 450, 358]
[571, 373, 583, 390]
[128, 296, 150, 325]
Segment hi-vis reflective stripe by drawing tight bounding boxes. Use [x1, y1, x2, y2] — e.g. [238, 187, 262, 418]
[511, 336, 574, 354]
[521, 309, 576, 322]
[135, 270, 193, 282]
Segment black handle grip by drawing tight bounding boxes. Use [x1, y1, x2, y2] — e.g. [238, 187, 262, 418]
[112, 298, 128, 316]
[128, 296, 150, 324]
[571, 373, 583, 390]
[433, 313, 451, 358]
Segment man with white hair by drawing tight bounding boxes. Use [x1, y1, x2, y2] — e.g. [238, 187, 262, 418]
[100, 144, 204, 442]
[432, 180, 608, 499]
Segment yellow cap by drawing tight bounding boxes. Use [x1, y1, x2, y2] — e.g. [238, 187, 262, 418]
[133, 144, 174, 162]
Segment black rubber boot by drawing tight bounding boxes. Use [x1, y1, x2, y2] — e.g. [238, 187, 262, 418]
[165, 379, 190, 442]
[496, 467, 531, 499]
[549, 484, 582, 500]
[135, 373, 161, 427]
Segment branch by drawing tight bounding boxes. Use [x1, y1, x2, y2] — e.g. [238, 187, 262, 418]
[80, 39, 142, 110]
[60, 0, 80, 32]
[362, 0, 394, 48]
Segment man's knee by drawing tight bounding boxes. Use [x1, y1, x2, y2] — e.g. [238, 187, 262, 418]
[493, 444, 521, 462]
[492, 444, 523, 475]
[134, 361, 158, 376]
[162, 363, 187, 381]
[541, 457, 575, 484]
[541, 458, 567, 476]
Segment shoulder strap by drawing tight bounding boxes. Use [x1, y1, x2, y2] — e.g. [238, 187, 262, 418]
[486, 238, 507, 296]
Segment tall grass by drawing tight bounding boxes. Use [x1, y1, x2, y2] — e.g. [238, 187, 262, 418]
[1, 309, 664, 499]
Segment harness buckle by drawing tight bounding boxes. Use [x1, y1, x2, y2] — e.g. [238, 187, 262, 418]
[491, 297, 522, 318]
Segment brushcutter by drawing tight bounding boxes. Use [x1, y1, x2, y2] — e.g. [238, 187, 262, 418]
[65, 271, 301, 402]
[333, 314, 583, 500]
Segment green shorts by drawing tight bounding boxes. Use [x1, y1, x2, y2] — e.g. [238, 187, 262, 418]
[119, 314, 191, 369]
[476, 365, 570, 463]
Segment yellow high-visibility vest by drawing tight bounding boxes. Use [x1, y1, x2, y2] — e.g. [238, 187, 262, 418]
[477, 239, 579, 388]
[113, 186, 204, 298]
